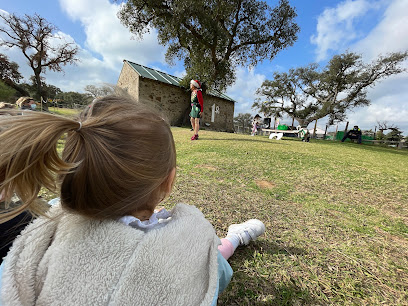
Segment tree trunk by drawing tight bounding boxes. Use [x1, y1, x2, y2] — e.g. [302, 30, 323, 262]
[344, 121, 349, 133]
[313, 120, 317, 138]
[34, 72, 48, 111]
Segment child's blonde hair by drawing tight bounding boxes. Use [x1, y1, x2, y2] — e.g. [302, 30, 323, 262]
[0, 95, 176, 222]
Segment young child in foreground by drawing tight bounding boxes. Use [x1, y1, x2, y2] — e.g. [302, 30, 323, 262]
[0, 95, 265, 305]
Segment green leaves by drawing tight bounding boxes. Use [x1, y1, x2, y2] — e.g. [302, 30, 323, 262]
[118, 0, 299, 91]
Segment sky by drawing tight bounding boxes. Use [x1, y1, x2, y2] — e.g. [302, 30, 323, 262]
[1, 0, 407, 133]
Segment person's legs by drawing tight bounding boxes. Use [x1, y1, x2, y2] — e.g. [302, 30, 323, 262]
[341, 132, 350, 142]
[217, 219, 265, 260]
[190, 117, 195, 131]
[251, 125, 256, 136]
[194, 118, 200, 138]
[218, 239, 236, 260]
[357, 134, 362, 144]
[190, 117, 196, 140]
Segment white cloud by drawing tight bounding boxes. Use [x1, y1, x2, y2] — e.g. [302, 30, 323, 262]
[347, 0, 408, 134]
[1, 1, 167, 93]
[226, 67, 265, 115]
[58, 0, 165, 70]
[311, 0, 378, 61]
[308, 0, 408, 134]
[345, 74, 408, 133]
[173, 69, 186, 79]
[0, 9, 9, 16]
[352, 0, 408, 59]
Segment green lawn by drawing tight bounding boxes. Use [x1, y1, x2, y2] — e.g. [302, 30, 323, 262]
[43, 127, 408, 305]
[169, 128, 408, 305]
[48, 107, 82, 118]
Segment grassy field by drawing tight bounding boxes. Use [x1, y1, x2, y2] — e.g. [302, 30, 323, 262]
[43, 127, 408, 305]
[168, 128, 408, 305]
[48, 107, 81, 118]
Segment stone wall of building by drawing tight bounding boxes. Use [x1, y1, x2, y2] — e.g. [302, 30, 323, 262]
[138, 78, 190, 126]
[116, 62, 139, 100]
[117, 62, 235, 131]
[201, 95, 235, 132]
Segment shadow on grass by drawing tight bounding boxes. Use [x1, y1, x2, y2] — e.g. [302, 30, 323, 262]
[256, 240, 307, 256]
[200, 138, 289, 145]
[354, 144, 408, 156]
[223, 281, 316, 306]
[312, 140, 408, 156]
[218, 241, 318, 305]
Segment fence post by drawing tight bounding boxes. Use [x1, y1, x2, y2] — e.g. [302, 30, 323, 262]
[344, 121, 349, 133]
[313, 120, 317, 138]
[333, 125, 338, 141]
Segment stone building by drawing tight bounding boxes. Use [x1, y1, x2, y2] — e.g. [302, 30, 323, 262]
[117, 60, 235, 132]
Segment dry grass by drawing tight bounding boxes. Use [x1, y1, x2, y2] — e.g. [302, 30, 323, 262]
[40, 127, 408, 305]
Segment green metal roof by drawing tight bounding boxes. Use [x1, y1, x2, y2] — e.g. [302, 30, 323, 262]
[124, 60, 235, 102]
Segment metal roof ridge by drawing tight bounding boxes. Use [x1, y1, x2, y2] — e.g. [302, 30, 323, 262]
[123, 59, 235, 102]
[125, 60, 179, 81]
[155, 70, 173, 85]
[165, 74, 181, 84]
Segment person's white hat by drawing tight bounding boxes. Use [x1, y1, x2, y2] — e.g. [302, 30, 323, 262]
[190, 79, 201, 89]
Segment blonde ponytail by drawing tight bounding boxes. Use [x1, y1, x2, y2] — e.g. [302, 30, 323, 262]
[1, 95, 176, 223]
[0, 111, 80, 223]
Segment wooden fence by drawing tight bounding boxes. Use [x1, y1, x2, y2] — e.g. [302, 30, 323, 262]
[234, 125, 407, 149]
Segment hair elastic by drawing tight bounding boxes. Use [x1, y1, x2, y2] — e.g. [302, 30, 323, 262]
[77, 121, 82, 132]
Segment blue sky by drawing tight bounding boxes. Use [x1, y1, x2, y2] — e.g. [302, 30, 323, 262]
[1, 0, 407, 133]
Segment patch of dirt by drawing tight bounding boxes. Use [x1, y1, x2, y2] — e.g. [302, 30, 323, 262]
[255, 180, 275, 190]
[195, 165, 218, 171]
[374, 226, 408, 247]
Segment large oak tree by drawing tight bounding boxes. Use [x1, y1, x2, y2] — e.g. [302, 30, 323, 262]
[253, 51, 408, 127]
[0, 13, 79, 105]
[118, 0, 299, 90]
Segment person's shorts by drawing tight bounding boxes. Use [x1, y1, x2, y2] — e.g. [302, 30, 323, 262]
[190, 104, 201, 118]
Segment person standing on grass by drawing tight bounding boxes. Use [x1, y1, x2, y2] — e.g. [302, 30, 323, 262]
[0, 95, 265, 305]
[251, 114, 261, 136]
[190, 79, 204, 140]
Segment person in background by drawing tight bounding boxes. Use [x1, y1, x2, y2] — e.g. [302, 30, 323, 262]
[0, 95, 265, 305]
[189, 79, 204, 140]
[251, 114, 261, 136]
[19, 98, 36, 110]
[341, 125, 362, 144]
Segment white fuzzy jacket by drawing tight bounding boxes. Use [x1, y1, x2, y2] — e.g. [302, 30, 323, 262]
[1, 204, 220, 305]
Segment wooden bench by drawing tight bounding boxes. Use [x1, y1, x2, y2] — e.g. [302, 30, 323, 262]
[262, 129, 300, 135]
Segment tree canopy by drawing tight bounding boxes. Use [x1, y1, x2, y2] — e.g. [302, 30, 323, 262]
[55, 91, 92, 108]
[84, 84, 115, 98]
[0, 53, 28, 96]
[0, 13, 79, 104]
[253, 51, 408, 127]
[118, 0, 299, 91]
[234, 113, 253, 130]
